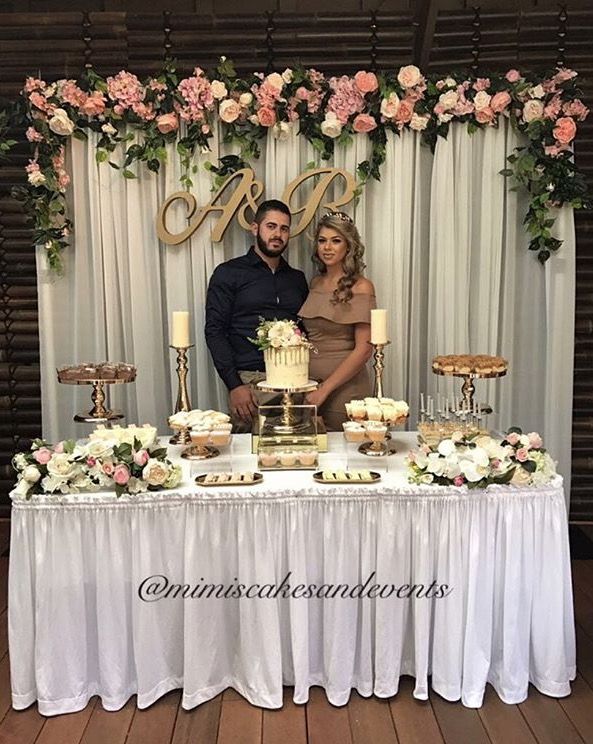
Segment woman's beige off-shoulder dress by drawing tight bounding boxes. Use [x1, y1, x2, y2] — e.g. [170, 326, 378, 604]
[299, 289, 376, 431]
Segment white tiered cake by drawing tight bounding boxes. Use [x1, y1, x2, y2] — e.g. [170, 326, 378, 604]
[263, 346, 310, 388]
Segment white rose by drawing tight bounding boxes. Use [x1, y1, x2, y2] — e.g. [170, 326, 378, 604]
[270, 337, 283, 348]
[48, 108, 75, 136]
[410, 113, 429, 131]
[23, 465, 41, 484]
[320, 112, 342, 139]
[511, 466, 531, 486]
[519, 434, 530, 448]
[266, 72, 284, 90]
[127, 476, 149, 494]
[239, 92, 253, 107]
[523, 99, 544, 122]
[530, 84, 545, 99]
[101, 122, 117, 135]
[163, 464, 182, 489]
[249, 114, 259, 125]
[380, 93, 400, 119]
[439, 90, 458, 110]
[210, 80, 228, 100]
[142, 458, 169, 486]
[272, 121, 291, 141]
[281, 68, 293, 84]
[444, 77, 457, 88]
[28, 170, 46, 186]
[86, 440, 115, 459]
[397, 64, 422, 89]
[46, 453, 77, 480]
[13, 453, 27, 470]
[438, 112, 453, 124]
[11, 478, 31, 498]
[474, 90, 492, 111]
[219, 99, 241, 124]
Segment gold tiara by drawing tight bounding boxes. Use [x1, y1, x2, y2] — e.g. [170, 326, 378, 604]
[321, 210, 354, 224]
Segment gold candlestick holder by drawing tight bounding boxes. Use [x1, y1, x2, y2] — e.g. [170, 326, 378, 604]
[169, 344, 194, 444]
[370, 340, 390, 399]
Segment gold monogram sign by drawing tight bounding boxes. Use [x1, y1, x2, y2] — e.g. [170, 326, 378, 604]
[156, 167, 357, 245]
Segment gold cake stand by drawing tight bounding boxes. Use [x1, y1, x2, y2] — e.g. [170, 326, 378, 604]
[432, 368, 506, 414]
[57, 370, 136, 423]
[256, 380, 318, 432]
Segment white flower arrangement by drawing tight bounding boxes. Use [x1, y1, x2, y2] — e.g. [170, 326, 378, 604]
[249, 317, 313, 351]
[407, 427, 556, 488]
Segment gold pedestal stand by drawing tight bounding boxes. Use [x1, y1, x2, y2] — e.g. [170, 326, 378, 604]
[180, 444, 219, 460]
[357, 341, 396, 456]
[256, 380, 318, 432]
[57, 376, 132, 424]
[169, 344, 194, 445]
[433, 368, 507, 414]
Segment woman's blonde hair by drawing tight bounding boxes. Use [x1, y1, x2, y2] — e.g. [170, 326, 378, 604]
[312, 212, 366, 304]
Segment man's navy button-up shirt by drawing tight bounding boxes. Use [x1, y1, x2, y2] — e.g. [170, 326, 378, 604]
[205, 247, 309, 390]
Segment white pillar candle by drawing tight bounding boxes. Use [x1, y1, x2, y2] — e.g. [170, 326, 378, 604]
[370, 309, 388, 345]
[171, 311, 190, 347]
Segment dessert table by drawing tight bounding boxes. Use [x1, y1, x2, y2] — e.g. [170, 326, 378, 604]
[8, 433, 575, 716]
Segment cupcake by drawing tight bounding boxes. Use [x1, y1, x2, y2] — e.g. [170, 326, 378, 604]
[343, 422, 367, 442]
[209, 430, 231, 446]
[190, 428, 209, 446]
[364, 421, 387, 442]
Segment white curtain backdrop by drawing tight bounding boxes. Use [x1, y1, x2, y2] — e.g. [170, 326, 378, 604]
[37, 121, 575, 492]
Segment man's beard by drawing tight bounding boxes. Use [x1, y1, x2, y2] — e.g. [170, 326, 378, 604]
[256, 231, 288, 258]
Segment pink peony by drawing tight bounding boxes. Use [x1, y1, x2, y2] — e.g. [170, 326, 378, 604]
[113, 464, 131, 486]
[257, 107, 276, 127]
[516, 448, 529, 463]
[156, 112, 178, 134]
[553, 116, 577, 144]
[505, 69, 521, 83]
[33, 447, 52, 465]
[352, 113, 377, 133]
[475, 106, 495, 125]
[528, 432, 543, 449]
[133, 449, 150, 467]
[506, 432, 520, 446]
[354, 70, 379, 94]
[491, 91, 511, 113]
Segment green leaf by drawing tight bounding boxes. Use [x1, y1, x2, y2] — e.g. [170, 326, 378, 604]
[122, 169, 136, 179]
[520, 460, 537, 473]
[506, 426, 523, 435]
[95, 149, 108, 164]
[72, 129, 88, 141]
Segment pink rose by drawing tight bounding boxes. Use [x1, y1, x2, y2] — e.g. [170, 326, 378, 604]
[397, 65, 422, 89]
[133, 449, 150, 467]
[156, 113, 179, 134]
[354, 70, 379, 94]
[102, 462, 115, 476]
[113, 464, 131, 486]
[528, 432, 543, 449]
[53, 441, 65, 454]
[257, 107, 276, 127]
[516, 448, 529, 463]
[395, 99, 414, 125]
[492, 459, 501, 470]
[553, 116, 577, 144]
[453, 475, 465, 487]
[33, 447, 52, 465]
[505, 69, 521, 83]
[80, 92, 106, 116]
[295, 86, 310, 101]
[86, 456, 96, 467]
[491, 91, 511, 113]
[473, 78, 490, 92]
[475, 106, 495, 125]
[506, 432, 520, 446]
[352, 113, 377, 133]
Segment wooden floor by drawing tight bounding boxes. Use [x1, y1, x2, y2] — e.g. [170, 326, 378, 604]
[0, 522, 592, 744]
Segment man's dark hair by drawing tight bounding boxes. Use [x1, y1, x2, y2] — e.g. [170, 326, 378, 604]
[253, 199, 291, 226]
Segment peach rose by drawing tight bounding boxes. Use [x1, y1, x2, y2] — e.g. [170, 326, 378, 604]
[523, 99, 544, 122]
[219, 99, 241, 123]
[352, 113, 377, 133]
[505, 69, 521, 83]
[265, 72, 284, 91]
[80, 92, 106, 116]
[553, 116, 577, 144]
[257, 107, 277, 127]
[156, 113, 178, 134]
[397, 64, 422, 89]
[395, 99, 414, 125]
[210, 80, 228, 100]
[410, 112, 429, 131]
[354, 70, 379, 94]
[473, 90, 491, 111]
[490, 91, 511, 113]
[380, 93, 400, 119]
[475, 106, 494, 124]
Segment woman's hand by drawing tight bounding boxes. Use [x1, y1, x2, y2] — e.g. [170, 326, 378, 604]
[305, 385, 330, 409]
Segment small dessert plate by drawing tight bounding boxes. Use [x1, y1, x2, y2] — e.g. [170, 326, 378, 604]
[312, 471, 381, 484]
[195, 472, 263, 487]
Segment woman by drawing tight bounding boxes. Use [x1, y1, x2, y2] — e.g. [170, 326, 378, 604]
[299, 212, 376, 430]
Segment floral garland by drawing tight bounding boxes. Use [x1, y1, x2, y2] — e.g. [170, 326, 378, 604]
[1, 57, 590, 273]
[11, 426, 182, 499]
[406, 426, 556, 488]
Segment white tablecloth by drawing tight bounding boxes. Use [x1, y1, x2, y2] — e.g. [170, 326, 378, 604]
[8, 433, 575, 715]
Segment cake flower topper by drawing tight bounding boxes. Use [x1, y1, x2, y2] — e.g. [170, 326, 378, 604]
[249, 317, 314, 351]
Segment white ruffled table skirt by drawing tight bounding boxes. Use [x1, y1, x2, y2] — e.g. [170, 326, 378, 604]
[8, 434, 575, 715]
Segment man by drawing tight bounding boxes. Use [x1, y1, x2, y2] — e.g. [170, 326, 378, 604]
[205, 199, 309, 430]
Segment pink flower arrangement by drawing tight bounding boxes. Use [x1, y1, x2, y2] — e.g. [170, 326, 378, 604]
[107, 70, 145, 115]
[327, 75, 365, 125]
[176, 67, 215, 123]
